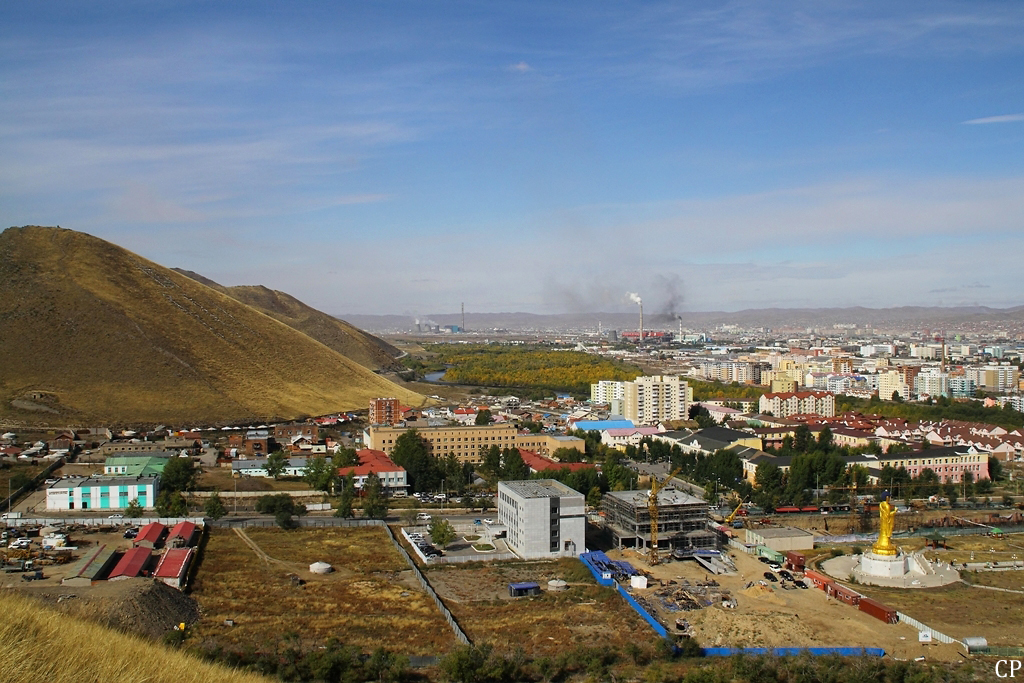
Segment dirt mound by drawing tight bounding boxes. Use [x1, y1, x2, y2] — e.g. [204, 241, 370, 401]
[740, 583, 785, 605]
[102, 579, 201, 638]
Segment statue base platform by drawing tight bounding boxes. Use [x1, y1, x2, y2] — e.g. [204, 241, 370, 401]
[859, 552, 909, 578]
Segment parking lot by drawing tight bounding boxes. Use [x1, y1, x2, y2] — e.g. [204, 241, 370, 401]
[400, 519, 512, 563]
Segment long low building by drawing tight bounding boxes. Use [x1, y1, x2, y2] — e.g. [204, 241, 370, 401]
[337, 449, 408, 496]
[109, 547, 152, 581]
[46, 475, 160, 511]
[62, 544, 118, 586]
[155, 547, 195, 589]
[364, 424, 584, 463]
[745, 526, 815, 552]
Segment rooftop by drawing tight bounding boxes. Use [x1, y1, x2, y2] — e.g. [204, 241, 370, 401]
[500, 479, 581, 499]
[48, 474, 160, 489]
[606, 489, 706, 507]
[751, 526, 815, 539]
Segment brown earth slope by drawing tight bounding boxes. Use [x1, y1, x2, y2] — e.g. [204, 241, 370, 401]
[0, 226, 423, 425]
[172, 269, 400, 371]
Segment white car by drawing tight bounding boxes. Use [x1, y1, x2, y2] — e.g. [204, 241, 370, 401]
[8, 539, 31, 550]
[483, 518, 494, 525]
[416, 513, 432, 521]
[108, 513, 124, 519]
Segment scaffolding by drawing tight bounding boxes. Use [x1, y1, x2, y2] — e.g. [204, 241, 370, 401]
[602, 489, 715, 552]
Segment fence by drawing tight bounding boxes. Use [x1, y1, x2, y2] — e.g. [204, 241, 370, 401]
[0, 456, 66, 512]
[4, 515, 205, 528]
[702, 647, 885, 657]
[896, 612, 960, 645]
[211, 517, 382, 529]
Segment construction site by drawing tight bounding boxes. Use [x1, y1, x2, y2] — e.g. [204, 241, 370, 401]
[601, 488, 717, 557]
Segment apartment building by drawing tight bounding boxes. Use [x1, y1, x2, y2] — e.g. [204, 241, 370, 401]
[758, 391, 835, 418]
[590, 380, 626, 404]
[364, 424, 584, 463]
[369, 398, 401, 426]
[623, 375, 692, 425]
[967, 365, 1020, 393]
[877, 371, 910, 401]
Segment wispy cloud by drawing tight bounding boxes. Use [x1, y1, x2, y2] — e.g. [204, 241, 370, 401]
[962, 113, 1024, 125]
[508, 61, 532, 72]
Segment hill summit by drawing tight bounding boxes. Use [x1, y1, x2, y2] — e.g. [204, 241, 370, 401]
[0, 226, 423, 424]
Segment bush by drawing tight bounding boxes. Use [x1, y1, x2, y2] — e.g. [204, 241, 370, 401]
[851, 545, 863, 555]
[830, 548, 844, 557]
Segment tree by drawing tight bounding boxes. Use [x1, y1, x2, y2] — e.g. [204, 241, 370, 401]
[390, 430, 432, 492]
[203, 491, 227, 520]
[332, 447, 359, 468]
[304, 455, 337, 494]
[362, 470, 388, 520]
[989, 457, 1004, 481]
[481, 445, 502, 482]
[156, 490, 187, 517]
[552, 447, 584, 463]
[429, 517, 457, 548]
[500, 447, 529, 481]
[335, 473, 355, 518]
[793, 425, 812, 453]
[125, 498, 144, 518]
[474, 409, 493, 425]
[265, 451, 288, 479]
[255, 493, 305, 528]
[587, 486, 603, 509]
[161, 456, 199, 493]
[817, 427, 833, 450]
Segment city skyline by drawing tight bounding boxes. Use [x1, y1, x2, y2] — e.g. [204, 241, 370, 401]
[3, 2, 1024, 315]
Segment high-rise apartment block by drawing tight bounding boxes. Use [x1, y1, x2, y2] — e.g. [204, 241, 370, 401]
[369, 397, 401, 426]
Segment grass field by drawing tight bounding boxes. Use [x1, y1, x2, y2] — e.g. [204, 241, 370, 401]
[0, 589, 268, 683]
[0, 463, 45, 499]
[190, 527, 455, 656]
[426, 559, 655, 656]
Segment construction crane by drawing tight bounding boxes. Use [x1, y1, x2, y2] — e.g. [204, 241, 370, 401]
[724, 499, 746, 526]
[648, 466, 683, 566]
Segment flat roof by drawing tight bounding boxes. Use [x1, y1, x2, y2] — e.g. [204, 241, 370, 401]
[48, 475, 159, 489]
[500, 479, 581, 499]
[751, 526, 815, 539]
[606, 489, 707, 507]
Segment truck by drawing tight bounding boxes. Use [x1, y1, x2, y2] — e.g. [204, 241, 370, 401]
[1, 512, 23, 520]
[3, 559, 34, 573]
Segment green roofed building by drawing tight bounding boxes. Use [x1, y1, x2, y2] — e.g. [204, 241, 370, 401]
[103, 451, 175, 477]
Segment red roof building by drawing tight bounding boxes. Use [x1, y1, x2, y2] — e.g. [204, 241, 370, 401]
[167, 521, 199, 548]
[154, 547, 194, 589]
[109, 546, 152, 581]
[133, 522, 166, 549]
[338, 449, 408, 495]
[517, 449, 596, 474]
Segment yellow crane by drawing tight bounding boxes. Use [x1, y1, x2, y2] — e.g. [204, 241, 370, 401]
[724, 499, 746, 526]
[648, 466, 683, 566]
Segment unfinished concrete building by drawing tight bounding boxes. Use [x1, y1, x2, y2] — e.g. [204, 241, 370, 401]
[601, 488, 715, 554]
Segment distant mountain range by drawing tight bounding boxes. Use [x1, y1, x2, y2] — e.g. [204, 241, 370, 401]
[0, 226, 422, 425]
[340, 305, 1024, 334]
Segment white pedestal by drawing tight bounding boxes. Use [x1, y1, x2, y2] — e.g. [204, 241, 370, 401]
[859, 552, 909, 578]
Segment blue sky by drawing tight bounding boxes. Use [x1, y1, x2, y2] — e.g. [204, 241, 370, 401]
[3, 2, 1024, 316]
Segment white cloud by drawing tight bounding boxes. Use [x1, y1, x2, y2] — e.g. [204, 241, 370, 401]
[962, 113, 1024, 125]
[508, 61, 532, 73]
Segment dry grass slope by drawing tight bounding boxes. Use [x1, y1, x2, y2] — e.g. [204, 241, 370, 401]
[0, 226, 424, 424]
[173, 269, 401, 371]
[0, 590, 267, 683]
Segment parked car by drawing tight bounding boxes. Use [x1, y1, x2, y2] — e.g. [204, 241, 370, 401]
[794, 580, 809, 589]
[763, 571, 777, 582]
[778, 570, 793, 581]
[123, 528, 139, 539]
[416, 513, 432, 521]
[758, 557, 770, 564]
[768, 562, 782, 571]
[8, 539, 31, 550]
[108, 513, 124, 519]
[483, 518, 494, 525]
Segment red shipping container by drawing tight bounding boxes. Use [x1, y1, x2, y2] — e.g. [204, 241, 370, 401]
[858, 597, 898, 624]
[786, 550, 806, 571]
[804, 569, 830, 590]
[827, 583, 861, 605]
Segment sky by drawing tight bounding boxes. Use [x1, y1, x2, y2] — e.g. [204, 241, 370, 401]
[3, 1, 1024, 317]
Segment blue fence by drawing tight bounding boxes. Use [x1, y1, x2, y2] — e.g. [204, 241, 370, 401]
[616, 584, 670, 639]
[702, 647, 885, 657]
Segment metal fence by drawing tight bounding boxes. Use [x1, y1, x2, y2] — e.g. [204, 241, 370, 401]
[4, 515, 205, 528]
[896, 612, 961, 645]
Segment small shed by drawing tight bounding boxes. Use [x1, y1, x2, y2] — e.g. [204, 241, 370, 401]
[923, 532, 948, 549]
[134, 522, 166, 549]
[547, 579, 568, 592]
[167, 521, 199, 548]
[963, 637, 989, 654]
[154, 547, 194, 589]
[309, 562, 333, 574]
[508, 581, 541, 598]
[108, 547, 152, 581]
[826, 582, 861, 606]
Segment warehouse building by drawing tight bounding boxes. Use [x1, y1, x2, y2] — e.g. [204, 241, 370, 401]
[45, 475, 160, 511]
[745, 526, 815, 552]
[497, 479, 585, 559]
[134, 522, 166, 549]
[601, 489, 714, 553]
[167, 521, 200, 548]
[62, 544, 118, 586]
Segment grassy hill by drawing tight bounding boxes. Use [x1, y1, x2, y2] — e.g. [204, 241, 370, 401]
[0, 589, 267, 683]
[172, 269, 401, 371]
[0, 226, 424, 425]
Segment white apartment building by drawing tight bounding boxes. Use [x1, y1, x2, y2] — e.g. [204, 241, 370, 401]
[967, 365, 1020, 393]
[623, 375, 692, 425]
[914, 371, 949, 398]
[758, 391, 836, 418]
[590, 380, 626, 404]
[497, 479, 585, 559]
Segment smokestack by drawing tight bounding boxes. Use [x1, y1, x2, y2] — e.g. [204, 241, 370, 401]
[462, 302, 465, 333]
[639, 302, 644, 345]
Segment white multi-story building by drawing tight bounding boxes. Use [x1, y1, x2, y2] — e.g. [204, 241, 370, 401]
[758, 391, 835, 418]
[966, 365, 1020, 393]
[949, 377, 977, 399]
[497, 480, 585, 559]
[590, 380, 626, 404]
[623, 375, 692, 425]
[46, 475, 160, 511]
[914, 371, 949, 398]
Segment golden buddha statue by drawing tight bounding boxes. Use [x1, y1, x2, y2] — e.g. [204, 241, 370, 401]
[872, 494, 898, 556]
